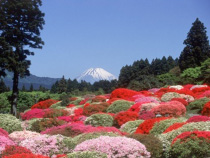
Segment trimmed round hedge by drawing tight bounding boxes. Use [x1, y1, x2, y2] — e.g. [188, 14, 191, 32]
[106, 100, 134, 114]
[120, 120, 144, 134]
[0, 114, 22, 133]
[85, 113, 114, 127]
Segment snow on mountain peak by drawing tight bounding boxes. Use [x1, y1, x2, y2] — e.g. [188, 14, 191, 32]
[76, 68, 117, 84]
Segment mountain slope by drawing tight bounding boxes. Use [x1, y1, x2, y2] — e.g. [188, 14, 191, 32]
[76, 68, 117, 84]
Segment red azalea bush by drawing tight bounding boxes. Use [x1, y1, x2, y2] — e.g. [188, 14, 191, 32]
[66, 104, 75, 108]
[201, 101, 210, 116]
[107, 98, 124, 104]
[1, 145, 32, 157]
[110, 88, 140, 100]
[163, 122, 187, 133]
[197, 90, 210, 98]
[139, 111, 156, 120]
[31, 99, 59, 109]
[192, 87, 210, 98]
[0, 128, 9, 137]
[152, 101, 186, 117]
[135, 117, 169, 134]
[187, 115, 210, 123]
[2, 153, 50, 158]
[57, 116, 72, 122]
[114, 111, 139, 126]
[171, 98, 188, 106]
[21, 109, 45, 120]
[128, 102, 143, 113]
[79, 98, 89, 105]
[74, 108, 83, 116]
[171, 131, 210, 145]
[43, 109, 69, 118]
[55, 154, 67, 158]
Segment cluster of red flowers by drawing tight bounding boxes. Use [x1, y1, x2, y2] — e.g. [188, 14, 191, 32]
[91, 95, 107, 102]
[1, 145, 32, 157]
[31, 99, 59, 109]
[74, 108, 83, 116]
[21, 109, 46, 120]
[110, 88, 140, 100]
[128, 102, 143, 113]
[66, 104, 75, 108]
[79, 98, 89, 105]
[114, 111, 139, 126]
[187, 115, 210, 123]
[135, 117, 169, 134]
[171, 131, 210, 145]
[201, 101, 210, 116]
[139, 111, 156, 120]
[171, 98, 188, 106]
[0, 128, 9, 137]
[83, 104, 106, 116]
[2, 153, 49, 158]
[163, 122, 186, 133]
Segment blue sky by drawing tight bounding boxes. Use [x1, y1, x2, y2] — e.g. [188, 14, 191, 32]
[28, 0, 210, 79]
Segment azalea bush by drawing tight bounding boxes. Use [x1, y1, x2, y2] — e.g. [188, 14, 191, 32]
[9, 131, 40, 144]
[1, 145, 32, 157]
[91, 95, 107, 102]
[169, 131, 210, 158]
[114, 111, 139, 126]
[43, 109, 69, 118]
[19, 134, 76, 157]
[128, 134, 163, 158]
[139, 111, 156, 120]
[106, 100, 134, 114]
[128, 102, 142, 113]
[74, 136, 150, 158]
[31, 99, 59, 109]
[171, 98, 188, 106]
[0, 136, 16, 154]
[21, 109, 45, 120]
[152, 101, 186, 117]
[187, 97, 210, 114]
[150, 117, 186, 135]
[120, 120, 144, 134]
[140, 102, 160, 112]
[0, 128, 9, 137]
[0, 114, 22, 133]
[201, 101, 210, 116]
[2, 153, 50, 158]
[85, 113, 113, 127]
[163, 122, 187, 133]
[83, 104, 106, 116]
[135, 97, 159, 104]
[110, 88, 140, 100]
[67, 151, 107, 158]
[135, 117, 169, 134]
[186, 115, 210, 123]
[161, 92, 181, 102]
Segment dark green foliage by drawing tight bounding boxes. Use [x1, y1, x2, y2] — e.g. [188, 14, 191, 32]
[187, 97, 210, 114]
[0, 0, 45, 116]
[92, 80, 117, 93]
[60, 93, 70, 106]
[200, 58, 210, 84]
[179, 18, 210, 71]
[0, 78, 9, 93]
[128, 134, 163, 158]
[180, 67, 201, 84]
[29, 84, 34, 92]
[118, 65, 133, 88]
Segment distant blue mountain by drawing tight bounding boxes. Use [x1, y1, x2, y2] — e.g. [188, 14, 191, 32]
[2, 71, 60, 90]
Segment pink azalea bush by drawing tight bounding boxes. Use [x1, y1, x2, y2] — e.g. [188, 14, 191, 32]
[140, 102, 160, 111]
[19, 134, 74, 157]
[135, 97, 159, 104]
[152, 101, 186, 117]
[21, 109, 45, 120]
[9, 131, 40, 144]
[186, 115, 210, 123]
[0, 136, 16, 154]
[0, 128, 9, 137]
[74, 136, 150, 158]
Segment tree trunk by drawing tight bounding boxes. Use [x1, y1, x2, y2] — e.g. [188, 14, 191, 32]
[11, 70, 19, 116]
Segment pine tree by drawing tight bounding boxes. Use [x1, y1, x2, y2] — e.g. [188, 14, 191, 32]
[0, 78, 8, 93]
[0, 0, 45, 116]
[29, 84, 34, 92]
[179, 18, 210, 71]
[21, 84, 26, 91]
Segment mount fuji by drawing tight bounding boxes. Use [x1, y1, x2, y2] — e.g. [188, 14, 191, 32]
[76, 68, 117, 84]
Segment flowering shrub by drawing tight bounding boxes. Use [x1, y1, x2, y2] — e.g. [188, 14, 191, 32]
[31, 99, 59, 109]
[197, 90, 210, 98]
[169, 85, 183, 90]
[128, 102, 143, 113]
[161, 92, 181, 102]
[73, 132, 120, 146]
[79, 98, 89, 105]
[2, 153, 50, 158]
[66, 104, 75, 108]
[135, 97, 159, 104]
[106, 100, 134, 114]
[19, 134, 76, 157]
[91, 95, 107, 102]
[43, 109, 69, 118]
[151, 101, 186, 117]
[74, 136, 150, 158]
[110, 88, 140, 100]
[0, 136, 16, 154]
[169, 131, 210, 158]
[107, 98, 124, 104]
[1, 145, 32, 157]
[135, 117, 169, 134]
[69, 97, 78, 101]
[57, 116, 72, 122]
[139, 111, 156, 120]
[140, 102, 160, 111]
[21, 109, 45, 120]
[179, 94, 194, 102]
[31, 118, 66, 132]
[150, 117, 186, 135]
[0, 114, 22, 133]
[83, 104, 106, 116]
[163, 122, 187, 133]
[9, 131, 40, 144]
[187, 97, 210, 114]
[120, 120, 144, 134]
[128, 134, 163, 158]
[187, 115, 210, 123]
[171, 98, 188, 106]
[201, 101, 210, 116]
[74, 108, 83, 116]
[114, 111, 139, 126]
[0, 128, 9, 137]
[67, 151, 107, 158]
[148, 88, 160, 93]
[85, 113, 114, 127]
